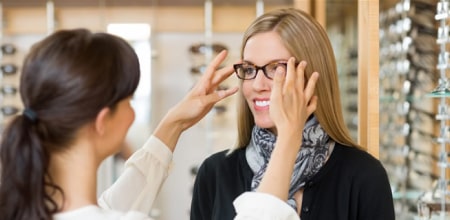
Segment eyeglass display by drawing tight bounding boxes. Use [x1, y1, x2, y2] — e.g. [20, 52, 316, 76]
[1, 63, 18, 75]
[189, 43, 227, 54]
[188, 43, 228, 70]
[1, 106, 19, 116]
[0, 84, 17, 95]
[380, 0, 446, 219]
[427, 5, 450, 218]
[1, 43, 16, 55]
[0, 39, 22, 129]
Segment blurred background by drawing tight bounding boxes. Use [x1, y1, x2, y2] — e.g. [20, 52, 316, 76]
[0, 0, 448, 219]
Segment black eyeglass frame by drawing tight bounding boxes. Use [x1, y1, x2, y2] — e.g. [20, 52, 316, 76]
[233, 61, 298, 80]
[233, 61, 287, 80]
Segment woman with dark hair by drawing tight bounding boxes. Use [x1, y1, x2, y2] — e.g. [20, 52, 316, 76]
[0, 28, 242, 220]
[191, 8, 395, 220]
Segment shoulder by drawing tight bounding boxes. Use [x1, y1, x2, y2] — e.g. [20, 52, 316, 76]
[200, 147, 246, 169]
[335, 144, 382, 167]
[333, 144, 388, 180]
[331, 145, 395, 217]
[195, 147, 248, 181]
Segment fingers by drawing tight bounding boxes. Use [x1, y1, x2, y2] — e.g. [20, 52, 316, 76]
[292, 59, 318, 106]
[202, 50, 228, 84]
[210, 65, 235, 90]
[217, 86, 239, 99]
[306, 95, 318, 116]
[284, 57, 298, 94]
[271, 63, 286, 105]
[295, 60, 306, 91]
[204, 86, 239, 105]
[194, 50, 235, 95]
[287, 58, 319, 115]
[304, 71, 319, 101]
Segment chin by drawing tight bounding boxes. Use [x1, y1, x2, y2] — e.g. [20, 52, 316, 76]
[254, 119, 275, 130]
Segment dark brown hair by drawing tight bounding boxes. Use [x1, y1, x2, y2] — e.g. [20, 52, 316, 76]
[0, 28, 140, 220]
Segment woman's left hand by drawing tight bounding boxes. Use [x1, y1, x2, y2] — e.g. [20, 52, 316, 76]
[167, 50, 239, 131]
[154, 50, 238, 151]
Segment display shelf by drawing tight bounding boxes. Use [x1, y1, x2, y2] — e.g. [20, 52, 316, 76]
[416, 1, 450, 219]
[380, 0, 442, 218]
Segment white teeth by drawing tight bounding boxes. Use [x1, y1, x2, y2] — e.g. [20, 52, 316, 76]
[255, 100, 270, 107]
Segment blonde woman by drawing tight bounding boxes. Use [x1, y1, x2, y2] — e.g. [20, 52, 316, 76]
[191, 8, 395, 220]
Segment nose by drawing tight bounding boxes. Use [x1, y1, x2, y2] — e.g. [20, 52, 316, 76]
[252, 69, 271, 91]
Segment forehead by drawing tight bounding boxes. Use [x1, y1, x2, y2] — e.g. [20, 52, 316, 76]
[243, 31, 291, 65]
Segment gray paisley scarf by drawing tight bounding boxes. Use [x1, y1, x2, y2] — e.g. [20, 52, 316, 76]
[245, 116, 335, 211]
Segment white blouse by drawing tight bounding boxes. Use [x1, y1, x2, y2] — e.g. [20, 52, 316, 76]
[53, 135, 299, 220]
[234, 192, 300, 220]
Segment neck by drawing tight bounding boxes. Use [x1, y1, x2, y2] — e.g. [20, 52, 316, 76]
[49, 139, 101, 212]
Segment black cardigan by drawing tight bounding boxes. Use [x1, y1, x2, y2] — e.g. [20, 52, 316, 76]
[190, 143, 395, 220]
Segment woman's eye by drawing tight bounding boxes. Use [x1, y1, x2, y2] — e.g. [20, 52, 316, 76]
[266, 64, 281, 72]
[243, 67, 255, 75]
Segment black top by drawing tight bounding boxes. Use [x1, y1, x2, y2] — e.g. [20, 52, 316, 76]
[190, 143, 395, 220]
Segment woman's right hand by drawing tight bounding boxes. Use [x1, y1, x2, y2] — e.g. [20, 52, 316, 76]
[255, 58, 319, 201]
[154, 50, 238, 151]
[269, 58, 319, 140]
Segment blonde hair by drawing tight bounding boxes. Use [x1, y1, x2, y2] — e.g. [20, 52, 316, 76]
[233, 8, 361, 151]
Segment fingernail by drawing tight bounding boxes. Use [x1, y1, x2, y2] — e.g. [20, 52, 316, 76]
[301, 61, 307, 67]
[312, 72, 319, 79]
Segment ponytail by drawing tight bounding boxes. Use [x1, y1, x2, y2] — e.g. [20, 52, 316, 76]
[0, 28, 140, 220]
[0, 115, 62, 220]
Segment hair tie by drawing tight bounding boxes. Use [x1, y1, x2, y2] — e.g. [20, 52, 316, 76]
[23, 108, 37, 122]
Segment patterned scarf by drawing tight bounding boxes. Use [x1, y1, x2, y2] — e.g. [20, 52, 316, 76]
[245, 116, 334, 211]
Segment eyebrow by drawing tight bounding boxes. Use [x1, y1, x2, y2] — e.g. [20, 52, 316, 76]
[241, 59, 289, 65]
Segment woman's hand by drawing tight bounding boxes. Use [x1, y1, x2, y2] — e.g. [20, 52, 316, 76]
[168, 50, 238, 130]
[256, 58, 319, 200]
[269, 58, 319, 139]
[154, 50, 238, 151]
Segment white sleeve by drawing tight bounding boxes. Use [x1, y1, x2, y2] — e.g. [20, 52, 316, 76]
[233, 192, 300, 220]
[98, 135, 173, 214]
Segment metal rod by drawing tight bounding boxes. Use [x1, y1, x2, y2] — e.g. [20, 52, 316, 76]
[46, 0, 55, 35]
[256, 0, 264, 17]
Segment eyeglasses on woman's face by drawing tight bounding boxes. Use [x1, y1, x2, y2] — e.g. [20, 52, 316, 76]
[233, 61, 290, 80]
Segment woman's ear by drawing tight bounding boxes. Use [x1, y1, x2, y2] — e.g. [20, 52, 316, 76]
[94, 107, 110, 136]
